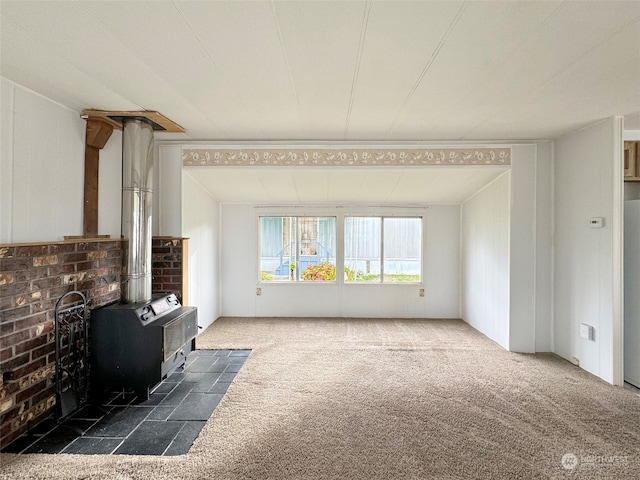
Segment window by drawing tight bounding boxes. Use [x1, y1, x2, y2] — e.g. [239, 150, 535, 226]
[259, 215, 422, 284]
[344, 216, 421, 283]
[260, 216, 336, 282]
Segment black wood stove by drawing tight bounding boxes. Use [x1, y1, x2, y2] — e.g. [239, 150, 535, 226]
[90, 293, 197, 399]
[89, 118, 198, 401]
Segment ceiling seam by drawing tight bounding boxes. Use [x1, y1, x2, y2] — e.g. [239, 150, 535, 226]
[446, 1, 569, 140]
[343, 0, 372, 140]
[609, 93, 640, 121]
[2, 10, 146, 112]
[537, 16, 640, 90]
[269, 1, 304, 135]
[184, 170, 222, 202]
[384, 173, 404, 203]
[254, 171, 272, 202]
[384, 0, 469, 140]
[4, 1, 638, 143]
[71, 0, 228, 137]
[460, 5, 639, 141]
[170, 1, 262, 138]
[0, 56, 95, 113]
[292, 173, 303, 203]
[535, 89, 640, 140]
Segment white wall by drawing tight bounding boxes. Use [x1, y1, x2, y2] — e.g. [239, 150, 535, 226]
[461, 144, 552, 353]
[162, 141, 551, 350]
[461, 172, 510, 349]
[554, 117, 623, 384]
[220, 204, 460, 318]
[155, 145, 183, 237]
[534, 142, 554, 352]
[509, 145, 537, 353]
[2, 79, 560, 351]
[0, 78, 121, 243]
[182, 172, 220, 331]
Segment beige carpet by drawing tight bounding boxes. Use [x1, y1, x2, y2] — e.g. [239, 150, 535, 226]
[1, 317, 639, 479]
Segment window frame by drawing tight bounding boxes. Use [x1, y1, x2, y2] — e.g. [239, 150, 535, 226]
[344, 215, 423, 285]
[257, 212, 424, 286]
[258, 215, 338, 283]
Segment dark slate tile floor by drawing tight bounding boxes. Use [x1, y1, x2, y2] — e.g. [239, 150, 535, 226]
[3, 349, 250, 456]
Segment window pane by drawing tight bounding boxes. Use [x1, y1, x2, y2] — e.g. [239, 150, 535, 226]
[344, 217, 381, 282]
[262, 215, 421, 284]
[383, 217, 421, 282]
[260, 216, 296, 281]
[299, 217, 337, 282]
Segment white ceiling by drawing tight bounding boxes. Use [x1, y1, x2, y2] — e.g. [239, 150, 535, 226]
[184, 165, 508, 204]
[1, 1, 639, 203]
[1, 0, 639, 142]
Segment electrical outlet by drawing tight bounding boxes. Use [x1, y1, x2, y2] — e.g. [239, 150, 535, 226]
[419, 288, 425, 297]
[580, 323, 594, 341]
[589, 217, 604, 228]
[256, 287, 261, 296]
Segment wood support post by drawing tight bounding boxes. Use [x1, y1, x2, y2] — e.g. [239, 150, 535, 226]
[83, 119, 113, 238]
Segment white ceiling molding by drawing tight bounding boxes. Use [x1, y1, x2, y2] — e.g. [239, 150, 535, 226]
[182, 147, 511, 167]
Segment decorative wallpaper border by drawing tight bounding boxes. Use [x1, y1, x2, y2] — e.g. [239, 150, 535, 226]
[182, 147, 511, 167]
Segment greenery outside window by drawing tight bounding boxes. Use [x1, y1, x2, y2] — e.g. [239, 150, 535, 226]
[260, 216, 336, 282]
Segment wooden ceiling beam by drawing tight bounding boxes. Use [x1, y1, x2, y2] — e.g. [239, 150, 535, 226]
[81, 109, 185, 133]
[83, 119, 114, 238]
[86, 118, 114, 149]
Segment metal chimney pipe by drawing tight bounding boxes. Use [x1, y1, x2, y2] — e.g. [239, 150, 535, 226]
[121, 119, 154, 303]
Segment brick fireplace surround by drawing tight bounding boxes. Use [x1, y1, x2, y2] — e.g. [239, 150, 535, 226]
[0, 237, 187, 449]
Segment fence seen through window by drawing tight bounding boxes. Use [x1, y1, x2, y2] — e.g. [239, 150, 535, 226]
[345, 217, 422, 283]
[259, 216, 421, 283]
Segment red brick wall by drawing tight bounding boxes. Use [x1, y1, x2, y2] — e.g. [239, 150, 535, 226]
[0, 239, 122, 448]
[152, 237, 187, 303]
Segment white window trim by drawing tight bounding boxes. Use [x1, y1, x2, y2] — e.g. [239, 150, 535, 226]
[344, 215, 423, 285]
[257, 208, 425, 287]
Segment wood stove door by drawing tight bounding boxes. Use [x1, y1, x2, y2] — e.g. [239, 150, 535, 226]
[162, 308, 197, 362]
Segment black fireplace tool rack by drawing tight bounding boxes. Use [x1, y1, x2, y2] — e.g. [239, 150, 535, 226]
[54, 291, 89, 422]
